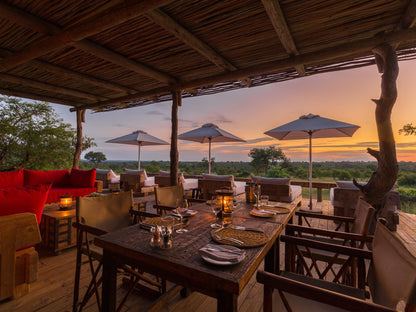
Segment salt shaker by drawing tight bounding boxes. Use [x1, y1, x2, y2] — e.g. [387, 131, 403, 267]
[150, 226, 161, 247]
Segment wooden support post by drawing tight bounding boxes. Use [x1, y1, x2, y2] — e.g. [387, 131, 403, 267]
[73, 109, 85, 168]
[170, 91, 181, 186]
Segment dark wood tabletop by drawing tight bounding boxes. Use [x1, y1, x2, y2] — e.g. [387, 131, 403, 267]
[95, 199, 297, 312]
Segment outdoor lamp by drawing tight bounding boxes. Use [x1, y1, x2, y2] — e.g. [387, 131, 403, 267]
[59, 195, 73, 210]
[216, 188, 234, 224]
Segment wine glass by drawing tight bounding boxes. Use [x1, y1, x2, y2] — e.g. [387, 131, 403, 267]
[209, 195, 221, 228]
[175, 199, 188, 233]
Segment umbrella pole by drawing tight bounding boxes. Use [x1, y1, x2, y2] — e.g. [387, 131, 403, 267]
[138, 143, 141, 170]
[309, 132, 312, 209]
[300, 131, 322, 213]
[208, 137, 211, 174]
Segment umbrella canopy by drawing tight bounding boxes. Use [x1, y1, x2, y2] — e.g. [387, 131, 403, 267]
[178, 123, 245, 173]
[106, 130, 169, 169]
[265, 114, 360, 211]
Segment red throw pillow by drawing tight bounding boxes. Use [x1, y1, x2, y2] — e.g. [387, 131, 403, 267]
[0, 184, 52, 224]
[70, 168, 96, 188]
[24, 169, 70, 187]
[0, 169, 24, 188]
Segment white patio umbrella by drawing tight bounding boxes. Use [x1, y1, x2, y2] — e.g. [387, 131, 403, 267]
[178, 123, 246, 174]
[106, 130, 169, 169]
[265, 114, 360, 212]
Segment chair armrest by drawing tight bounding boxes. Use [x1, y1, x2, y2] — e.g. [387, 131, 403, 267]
[280, 235, 373, 259]
[286, 224, 374, 243]
[296, 210, 355, 223]
[72, 222, 107, 236]
[256, 271, 395, 312]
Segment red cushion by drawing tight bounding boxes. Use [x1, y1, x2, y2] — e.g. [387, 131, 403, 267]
[0, 184, 51, 224]
[24, 169, 70, 187]
[0, 169, 24, 188]
[70, 168, 96, 188]
[46, 187, 96, 204]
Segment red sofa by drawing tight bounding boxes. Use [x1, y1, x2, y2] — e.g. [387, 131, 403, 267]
[0, 168, 97, 223]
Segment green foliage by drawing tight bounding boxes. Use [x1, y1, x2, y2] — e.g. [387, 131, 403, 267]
[248, 146, 287, 175]
[0, 96, 95, 171]
[84, 151, 107, 167]
[399, 123, 416, 136]
[266, 165, 289, 178]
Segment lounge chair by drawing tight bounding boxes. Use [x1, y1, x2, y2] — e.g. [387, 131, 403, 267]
[120, 169, 157, 196]
[198, 173, 246, 200]
[251, 176, 302, 205]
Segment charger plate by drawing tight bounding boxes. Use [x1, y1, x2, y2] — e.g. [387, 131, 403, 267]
[210, 227, 269, 248]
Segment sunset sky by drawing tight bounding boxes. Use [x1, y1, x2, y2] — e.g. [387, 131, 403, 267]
[52, 59, 416, 163]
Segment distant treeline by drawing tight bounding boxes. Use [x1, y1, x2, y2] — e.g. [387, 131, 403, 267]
[80, 160, 416, 188]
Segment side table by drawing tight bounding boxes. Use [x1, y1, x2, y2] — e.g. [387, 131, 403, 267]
[39, 204, 76, 253]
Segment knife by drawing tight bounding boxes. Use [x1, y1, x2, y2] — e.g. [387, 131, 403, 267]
[232, 225, 264, 233]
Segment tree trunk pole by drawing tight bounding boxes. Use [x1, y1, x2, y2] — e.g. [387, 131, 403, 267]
[73, 109, 85, 168]
[355, 44, 399, 209]
[170, 91, 181, 186]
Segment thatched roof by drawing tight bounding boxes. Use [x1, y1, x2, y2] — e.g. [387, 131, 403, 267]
[0, 0, 416, 112]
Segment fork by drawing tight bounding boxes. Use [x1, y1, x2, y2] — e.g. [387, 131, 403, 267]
[213, 233, 244, 245]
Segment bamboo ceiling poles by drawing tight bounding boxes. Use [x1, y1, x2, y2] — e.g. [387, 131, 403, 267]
[354, 43, 399, 208]
[73, 109, 85, 168]
[170, 90, 181, 186]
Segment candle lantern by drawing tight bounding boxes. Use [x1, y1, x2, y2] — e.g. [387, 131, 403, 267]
[215, 188, 234, 225]
[59, 195, 73, 210]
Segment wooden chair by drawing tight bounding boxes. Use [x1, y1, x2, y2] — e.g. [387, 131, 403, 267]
[72, 191, 164, 312]
[286, 198, 375, 287]
[153, 184, 204, 215]
[257, 220, 416, 312]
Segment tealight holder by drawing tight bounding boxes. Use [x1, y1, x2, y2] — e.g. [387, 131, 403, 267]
[59, 195, 73, 210]
[215, 188, 234, 226]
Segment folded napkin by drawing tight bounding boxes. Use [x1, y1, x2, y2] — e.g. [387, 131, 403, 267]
[199, 244, 245, 263]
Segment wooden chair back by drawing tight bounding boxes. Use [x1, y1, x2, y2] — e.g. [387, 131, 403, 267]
[350, 198, 375, 235]
[76, 191, 133, 232]
[369, 221, 416, 310]
[155, 184, 185, 208]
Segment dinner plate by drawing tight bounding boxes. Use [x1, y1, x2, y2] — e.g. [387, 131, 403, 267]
[199, 244, 245, 266]
[250, 209, 274, 218]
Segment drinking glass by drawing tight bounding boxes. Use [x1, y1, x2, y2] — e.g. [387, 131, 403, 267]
[209, 195, 221, 228]
[175, 199, 188, 233]
[260, 195, 269, 207]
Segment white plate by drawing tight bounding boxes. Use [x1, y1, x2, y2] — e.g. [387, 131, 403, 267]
[250, 209, 274, 218]
[199, 244, 245, 266]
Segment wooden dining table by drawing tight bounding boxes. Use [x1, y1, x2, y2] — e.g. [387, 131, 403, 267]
[94, 199, 297, 312]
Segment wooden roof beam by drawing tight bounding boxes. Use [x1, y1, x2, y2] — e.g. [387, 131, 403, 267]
[398, 0, 416, 29]
[70, 28, 416, 112]
[0, 1, 176, 86]
[0, 0, 176, 83]
[0, 48, 137, 95]
[0, 88, 83, 106]
[145, 9, 251, 86]
[0, 72, 107, 102]
[261, 0, 306, 76]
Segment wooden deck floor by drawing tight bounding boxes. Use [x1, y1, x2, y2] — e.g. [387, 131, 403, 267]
[1, 200, 414, 312]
